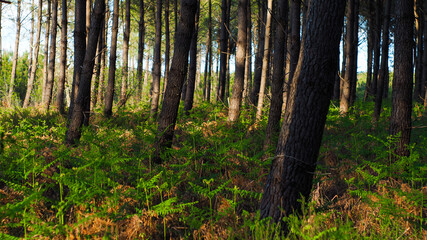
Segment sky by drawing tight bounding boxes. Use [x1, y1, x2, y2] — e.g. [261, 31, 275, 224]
[2, 1, 377, 75]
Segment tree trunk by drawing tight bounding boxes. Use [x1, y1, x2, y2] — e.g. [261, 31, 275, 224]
[390, 0, 413, 157]
[8, 0, 21, 106]
[414, 0, 423, 103]
[243, 0, 252, 105]
[56, 0, 67, 113]
[218, 0, 229, 102]
[373, 0, 391, 122]
[66, 0, 105, 145]
[91, 22, 103, 109]
[203, 1, 211, 102]
[136, 0, 145, 102]
[43, 0, 58, 110]
[255, 0, 273, 121]
[151, 0, 162, 117]
[163, 0, 171, 100]
[227, 0, 247, 122]
[86, 0, 91, 43]
[23, 0, 43, 108]
[340, 0, 355, 114]
[363, 0, 374, 101]
[349, 0, 359, 105]
[250, 0, 265, 106]
[97, 8, 108, 106]
[421, 0, 427, 104]
[0, 3, 2, 77]
[70, 0, 86, 114]
[260, 0, 345, 228]
[264, 0, 288, 148]
[371, 0, 382, 98]
[104, 0, 119, 117]
[28, 0, 35, 81]
[184, 1, 200, 114]
[119, 0, 130, 106]
[288, 0, 300, 87]
[155, 0, 198, 162]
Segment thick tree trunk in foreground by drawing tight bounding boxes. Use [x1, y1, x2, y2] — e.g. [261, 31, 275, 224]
[23, 0, 43, 108]
[43, 0, 58, 110]
[104, 0, 119, 117]
[255, 0, 273, 121]
[373, 0, 391, 122]
[154, 0, 198, 162]
[56, 0, 67, 113]
[227, 0, 247, 122]
[260, 0, 345, 228]
[8, 0, 21, 106]
[151, 0, 162, 117]
[264, 0, 288, 149]
[184, 1, 200, 114]
[66, 0, 105, 145]
[390, 0, 413, 157]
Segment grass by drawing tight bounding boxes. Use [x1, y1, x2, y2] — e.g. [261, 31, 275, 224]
[0, 95, 426, 239]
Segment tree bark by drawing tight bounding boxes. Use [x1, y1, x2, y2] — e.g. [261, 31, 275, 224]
[8, 0, 21, 106]
[136, 0, 145, 102]
[163, 0, 171, 100]
[119, 0, 130, 106]
[250, 0, 265, 106]
[421, 0, 427, 104]
[288, 0, 300, 87]
[28, 0, 35, 82]
[184, 1, 200, 114]
[349, 0, 359, 105]
[373, 0, 391, 122]
[371, 0, 382, 98]
[243, 0, 252, 105]
[66, 0, 105, 145]
[340, 0, 355, 114]
[414, 0, 423, 103]
[390, 0, 413, 157]
[255, 0, 273, 121]
[104, 0, 119, 117]
[43, 0, 58, 110]
[70, 0, 86, 115]
[260, 0, 345, 228]
[264, 0, 288, 148]
[86, 0, 91, 43]
[23, 0, 43, 108]
[155, 0, 198, 162]
[151, 0, 163, 117]
[218, 0, 229, 102]
[203, 0, 211, 102]
[227, 0, 248, 122]
[363, 0, 374, 101]
[56, 0, 67, 113]
[97, 8, 108, 106]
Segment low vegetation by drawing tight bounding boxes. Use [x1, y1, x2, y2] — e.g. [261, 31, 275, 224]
[0, 99, 426, 239]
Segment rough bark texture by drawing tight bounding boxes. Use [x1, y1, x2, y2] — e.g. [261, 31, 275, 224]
[373, 0, 391, 122]
[136, 0, 145, 102]
[56, 0, 67, 113]
[151, 0, 163, 117]
[340, 0, 355, 114]
[184, 1, 200, 114]
[227, 0, 248, 122]
[23, 0, 42, 108]
[163, 0, 171, 99]
[104, 0, 119, 117]
[43, 0, 58, 110]
[155, 0, 198, 162]
[260, 0, 345, 227]
[70, 0, 86, 114]
[8, 0, 21, 106]
[288, 0, 300, 87]
[255, 0, 273, 121]
[264, 0, 288, 148]
[243, 0, 252, 105]
[119, 0, 130, 106]
[250, 0, 265, 106]
[66, 0, 105, 145]
[414, 0, 423, 103]
[390, 0, 413, 157]
[218, 0, 229, 102]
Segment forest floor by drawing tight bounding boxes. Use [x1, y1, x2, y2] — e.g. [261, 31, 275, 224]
[0, 99, 426, 239]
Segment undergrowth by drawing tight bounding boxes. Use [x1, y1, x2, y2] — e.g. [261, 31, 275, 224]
[0, 100, 425, 239]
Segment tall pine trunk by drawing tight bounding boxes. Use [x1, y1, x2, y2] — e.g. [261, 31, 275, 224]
[218, 0, 229, 102]
[154, 0, 198, 162]
[136, 0, 145, 102]
[227, 0, 247, 122]
[56, 0, 67, 113]
[43, 0, 58, 110]
[260, 0, 345, 228]
[103, 0, 119, 117]
[390, 0, 413, 157]
[250, 0, 265, 106]
[8, 0, 21, 106]
[23, 0, 43, 108]
[119, 0, 130, 106]
[66, 0, 105, 145]
[371, 0, 381, 98]
[264, 0, 288, 149]
[151, 0, 162, 117]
